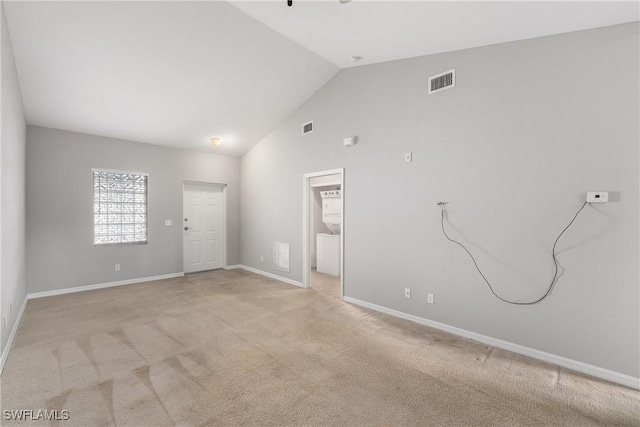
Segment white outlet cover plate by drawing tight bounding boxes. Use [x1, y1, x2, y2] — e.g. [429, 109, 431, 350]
[587, 192, 608, 203]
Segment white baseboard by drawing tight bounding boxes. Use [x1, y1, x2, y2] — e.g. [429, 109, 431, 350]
[27, 272, 185, 300]
[224, 265, 241, 270]
[239, 265, 304, 288]
[0, 296, 28, 374]
[343, 296, 639, 390]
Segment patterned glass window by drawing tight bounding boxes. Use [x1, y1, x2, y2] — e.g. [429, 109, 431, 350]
[93, 169, 148, 245]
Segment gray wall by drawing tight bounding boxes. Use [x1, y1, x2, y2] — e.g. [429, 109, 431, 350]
[241, 23, 639, 377]
[26, 126, 241, 293]
[1, 3, 27, 354]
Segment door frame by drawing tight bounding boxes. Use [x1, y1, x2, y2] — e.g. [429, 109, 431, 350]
[302, 168, 344, 299]
[182, 181, 228, 272]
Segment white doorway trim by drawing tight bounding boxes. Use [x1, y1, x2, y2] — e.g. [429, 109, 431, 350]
[302, 168, 344, 298]
[182, 181, 228, 272]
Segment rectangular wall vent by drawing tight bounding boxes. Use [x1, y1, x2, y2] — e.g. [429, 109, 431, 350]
[428, 69, 455, 94]
[273, 242, 290, 272]
[302, 121, 313, 135]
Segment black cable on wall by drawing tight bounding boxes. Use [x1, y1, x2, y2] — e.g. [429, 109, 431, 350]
[439, 201, 588, 305]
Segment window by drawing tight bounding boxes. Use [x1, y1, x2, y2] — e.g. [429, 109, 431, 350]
[93, 169, 148, 245]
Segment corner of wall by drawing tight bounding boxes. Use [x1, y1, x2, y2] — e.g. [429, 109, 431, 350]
[1, 0, 28, 358]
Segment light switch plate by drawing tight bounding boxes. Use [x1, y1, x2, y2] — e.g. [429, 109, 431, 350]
[165, 219, 172, 226]
[405, 152, 412, 162]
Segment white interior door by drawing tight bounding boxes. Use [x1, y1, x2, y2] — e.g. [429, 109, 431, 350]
[183, 183, 225, 273]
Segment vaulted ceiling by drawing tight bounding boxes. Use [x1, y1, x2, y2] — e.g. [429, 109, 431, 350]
[4, 1, 638, 157]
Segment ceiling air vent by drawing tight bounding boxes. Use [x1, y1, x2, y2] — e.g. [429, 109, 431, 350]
[302, 121, 313, 135]
[428, 69, 455, 94]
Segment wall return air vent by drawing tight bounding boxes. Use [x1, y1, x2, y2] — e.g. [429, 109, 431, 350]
[273, 242, 290, 272]
[302, 121, 313, 135]
[428, 69, 455, 94]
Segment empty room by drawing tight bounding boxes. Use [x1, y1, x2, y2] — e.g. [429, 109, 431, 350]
[1, 0, 639, 425]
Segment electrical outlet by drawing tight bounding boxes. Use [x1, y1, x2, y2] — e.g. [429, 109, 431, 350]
[260, 256, 264, 262]
[586, 192, 608, 203]
[405, 152, 412, 162]
[115, 264, 121, 271]
[404, 288, 411, 298]
[165, 219, 172, 226]
[427, 293, 435, 304]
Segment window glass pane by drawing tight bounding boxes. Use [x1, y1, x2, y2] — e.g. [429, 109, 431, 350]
[93, 170, 147, 245]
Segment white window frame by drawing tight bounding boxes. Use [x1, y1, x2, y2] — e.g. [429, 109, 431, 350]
[93, 168, 149, 246]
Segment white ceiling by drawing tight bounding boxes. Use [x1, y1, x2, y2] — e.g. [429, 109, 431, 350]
[5, 1, 639, 157]
[232, 1, 640, 68]
[4, 1, 338, 157]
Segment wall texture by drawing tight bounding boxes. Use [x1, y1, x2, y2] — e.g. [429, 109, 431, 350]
[240, 23, 640, 377]
[1, 3, 27, 355]
[26, 126, 241, 293]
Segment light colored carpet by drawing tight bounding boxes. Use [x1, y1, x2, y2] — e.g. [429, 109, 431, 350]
[1, 268, 638, 426]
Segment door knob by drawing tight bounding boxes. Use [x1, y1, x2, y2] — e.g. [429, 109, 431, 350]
[184, 226, 190, 231]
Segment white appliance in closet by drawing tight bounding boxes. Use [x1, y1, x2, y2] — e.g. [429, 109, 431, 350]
[317, 190, 341, 276]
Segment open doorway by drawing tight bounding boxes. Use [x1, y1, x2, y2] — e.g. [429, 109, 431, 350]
[302, 169, 344, 299]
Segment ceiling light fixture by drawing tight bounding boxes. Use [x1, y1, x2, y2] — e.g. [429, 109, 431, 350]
[350, 56, 362, 62]
[210, 137, 222, 146]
